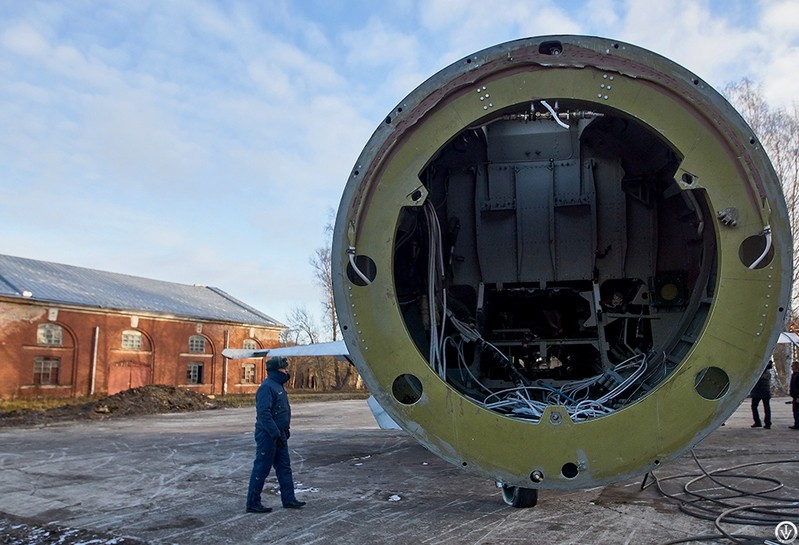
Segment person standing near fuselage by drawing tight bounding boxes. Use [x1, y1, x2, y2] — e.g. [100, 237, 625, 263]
[750, 360, 773, 429]
[246, 356, 306, 513]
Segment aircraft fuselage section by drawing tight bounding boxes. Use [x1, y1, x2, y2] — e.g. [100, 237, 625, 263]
[333, 36, 790, 489]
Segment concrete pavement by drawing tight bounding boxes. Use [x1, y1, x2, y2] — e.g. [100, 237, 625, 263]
[0, 399, 797, 544]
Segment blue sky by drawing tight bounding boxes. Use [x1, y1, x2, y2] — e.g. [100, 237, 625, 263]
[1, 0, 797, 330]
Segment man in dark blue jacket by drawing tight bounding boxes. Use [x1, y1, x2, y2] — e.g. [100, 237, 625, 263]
[246, 356, 307, 513]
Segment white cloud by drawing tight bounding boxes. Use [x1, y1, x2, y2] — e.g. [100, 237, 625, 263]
[247, 61, 294, 100]
[341, 17, 420, 70]
[755, 0, 799, 109]
[760, 0, 799, 37]
[759, 48, 799, 110]
[612, 0, 756, 85]
[583, 0, 620, 27]
[419, 0, 582, 67]
[82, 93, 205, 189]
[1, 0, 796, 326]
[1, 23, 49, 57]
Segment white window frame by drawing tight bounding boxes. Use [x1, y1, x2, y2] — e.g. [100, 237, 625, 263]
[121, 330, 143, 350]
[34, 357, 60, 385]
[37, 324, 63, 346]
[241, 363, 256, 384]
[189, 335, 206, 353]
[187, 362, 204, 384]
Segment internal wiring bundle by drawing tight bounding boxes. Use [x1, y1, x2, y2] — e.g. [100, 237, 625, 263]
[421, 200, 650, 423]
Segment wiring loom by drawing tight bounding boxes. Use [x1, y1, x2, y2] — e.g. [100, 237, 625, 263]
[422, 199, 651, 423]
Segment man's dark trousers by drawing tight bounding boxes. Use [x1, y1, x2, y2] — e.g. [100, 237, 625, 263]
[246, 429, 296, 508]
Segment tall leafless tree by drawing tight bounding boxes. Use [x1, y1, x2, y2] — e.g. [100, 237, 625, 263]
[309, 212, 355, 389]
[310, 211, 339, 342]
[281, 306, 321, 345]
[280, 306, 324, 389]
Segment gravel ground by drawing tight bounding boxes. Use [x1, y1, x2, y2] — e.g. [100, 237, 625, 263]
[0, 511, 144, 545]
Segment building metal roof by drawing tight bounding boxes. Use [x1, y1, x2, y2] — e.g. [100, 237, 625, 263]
[0, 254, 283, 328]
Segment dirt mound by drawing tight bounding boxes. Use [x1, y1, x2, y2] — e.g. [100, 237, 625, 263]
[0, 385, 235, 428]
[90, 384, 221, 416]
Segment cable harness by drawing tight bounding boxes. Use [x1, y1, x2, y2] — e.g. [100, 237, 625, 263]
[420, 200, 652, 423]
[646, 451, 799, 545]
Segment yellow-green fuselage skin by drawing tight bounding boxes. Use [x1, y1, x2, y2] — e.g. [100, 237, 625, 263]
[333, 36, 791, 489]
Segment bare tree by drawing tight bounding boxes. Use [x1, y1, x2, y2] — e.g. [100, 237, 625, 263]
[310, 210, 339, 342]
[311, 246, 337, 340]
[281, 306, 321, 345]
[280, 306, 325, 390]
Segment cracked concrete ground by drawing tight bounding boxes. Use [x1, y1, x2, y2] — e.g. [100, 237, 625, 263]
[0, 399, 797, 544]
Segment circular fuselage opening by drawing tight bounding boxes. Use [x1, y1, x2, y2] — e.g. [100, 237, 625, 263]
[392, 99, 717, 423]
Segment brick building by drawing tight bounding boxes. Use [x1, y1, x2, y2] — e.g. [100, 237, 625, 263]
[0, 254, 285, 400]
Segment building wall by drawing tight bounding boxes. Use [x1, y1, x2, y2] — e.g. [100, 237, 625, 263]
[0, 300, 283, 400]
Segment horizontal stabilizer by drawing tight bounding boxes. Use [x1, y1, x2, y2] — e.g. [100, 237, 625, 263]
[222, 340, 349, 360]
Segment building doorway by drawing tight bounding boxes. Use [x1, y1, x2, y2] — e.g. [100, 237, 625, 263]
[108, 361, 151, 395]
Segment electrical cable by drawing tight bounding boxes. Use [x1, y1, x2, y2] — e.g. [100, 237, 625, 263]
[347, 247, 372, 285]
[646, 450, 799, 545]
[442, 325, 649, 422]
[418, 187, 653, 423]
[540, 100, 570, 129]
[424, 201, 448, 380]
[749, 226, 772, 269]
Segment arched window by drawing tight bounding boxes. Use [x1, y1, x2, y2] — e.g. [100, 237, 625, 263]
[189, 335, 206, 353]
[121, 330, 143, 350]
[37, 324, 63, 346]
[243, 339, 257, 350]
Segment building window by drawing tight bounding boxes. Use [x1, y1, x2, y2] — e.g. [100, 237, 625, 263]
[242, 364, 256, 384]
[243, 339, 257, 350]
[34, 357, 60, 385]
[189, 335, 206, 353]
[121, 330, 143, 350]
[187, 362, 204, 384]
[37, 324, 63, 346]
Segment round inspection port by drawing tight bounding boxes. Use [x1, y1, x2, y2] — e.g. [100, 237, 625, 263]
[739, 232, 775, 269]
[392, 374, 423, 405]
[561, 463, 579, 479]
[694, 366, 730, 400]
[346, 255, 377, 286]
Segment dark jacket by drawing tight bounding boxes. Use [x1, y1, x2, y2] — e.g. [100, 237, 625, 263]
[254, 372, 291, 441]
[790, 370, 799, 399]
[750, 362, 773, 399]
